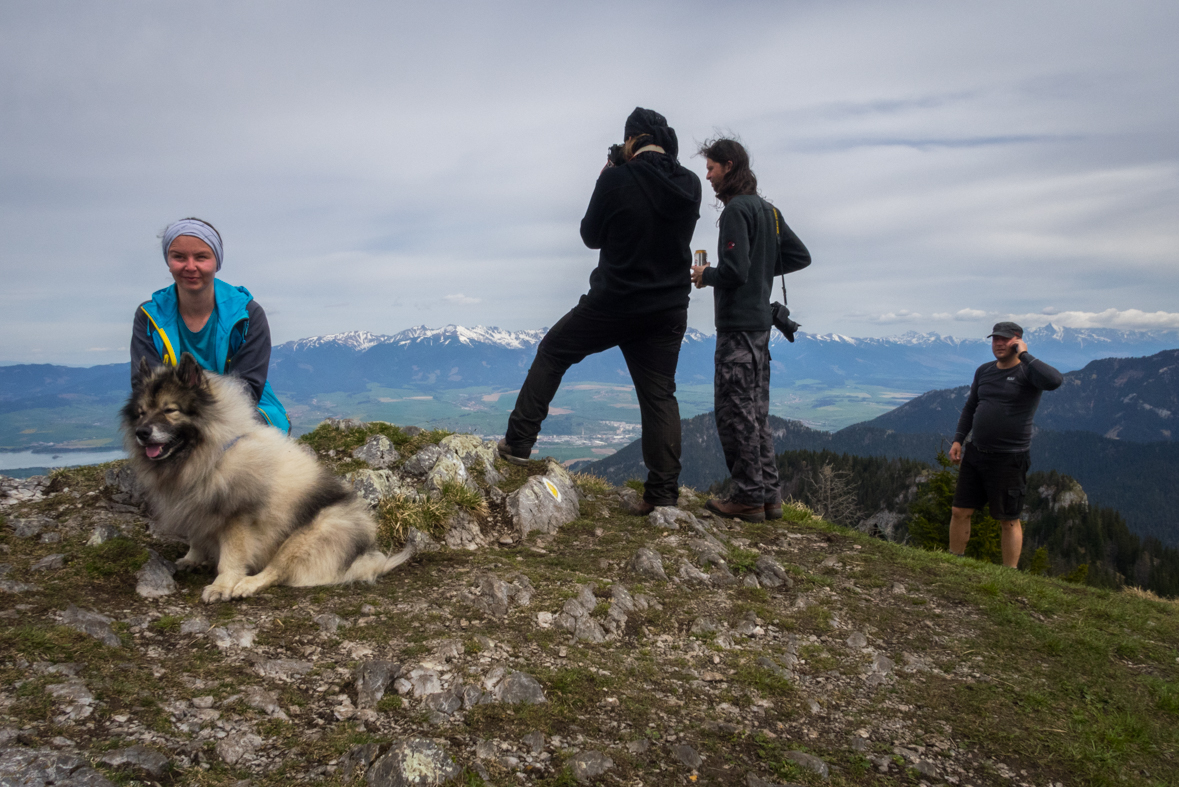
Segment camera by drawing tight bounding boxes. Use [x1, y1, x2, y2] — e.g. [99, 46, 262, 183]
[606, 143, 627, 168]
[771, 301, 800, 342]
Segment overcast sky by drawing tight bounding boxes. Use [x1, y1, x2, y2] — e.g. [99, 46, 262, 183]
[2, 0, 1177, 366]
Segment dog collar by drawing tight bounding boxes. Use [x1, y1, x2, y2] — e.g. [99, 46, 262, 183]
[222, 435, 246, 452]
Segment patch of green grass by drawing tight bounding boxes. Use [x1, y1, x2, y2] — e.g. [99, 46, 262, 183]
[149, 615, 181, 633]
[571, 472, 611, 497]
[623, 479, 644, 494]
[82, 537, 149, 577]
[726, 545, 760, 575]
[376, 695, 403, 712]
[733, 663, 794, 697]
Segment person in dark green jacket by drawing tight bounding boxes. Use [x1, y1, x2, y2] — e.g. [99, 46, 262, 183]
[691, 139, 810, 522]
[130, 218, 290, 433]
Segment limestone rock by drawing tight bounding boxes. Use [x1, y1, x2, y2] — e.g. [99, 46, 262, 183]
[426, 448, 475, 495]
[618, 487, 648, 515]
[648, 506, 686, 530]
[444, 510, 486, 551]
[61, 605, 120, 648]
[179, 616, 210, 635]
[784, 750, 829, 779]
[568, 750, 614, 783]
[47, 678, 95, 721]
[628, 548, 667, 581]
[366, 738, 461, 786]
[846, 631, 868, 649]
[467, 573, 534, 618]
[10, 516, 53, 538]
[507, 462, 580, 538]
[0, 747, 115, 787]
[746, 775, 796, 787]
[353, 434, 400, 468]
[341, 743, 381, 778]
[672, 743, 702, 769]
[345, 469, 418, 507]
[494, 671, 547, 704]
[98, 745, 170, 778]
[356, 660, 401, 708]
[243, 686, 288, 719]
[402, 444, 445, 475]
[31, 554, 65, 571]
[87, 523, 119, 546]
[209, 622, 256, 649]
[678, 559, 712, 586]
[755, 555, 792, 589]
[314, 612, 348, 634]
[252, 658, 313, 681]
[439, 433, 502, 485]
[104, 463, 144, 506]
[216, 733, 263, 765]
[135, 550, 176, 598]
[405, 527, 441, 555]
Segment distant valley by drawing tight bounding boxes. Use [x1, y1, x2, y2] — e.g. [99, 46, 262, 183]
[1, 323, 1177, 483]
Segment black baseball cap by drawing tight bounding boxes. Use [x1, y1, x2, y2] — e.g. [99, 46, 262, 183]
[987, 321, 1023, 339]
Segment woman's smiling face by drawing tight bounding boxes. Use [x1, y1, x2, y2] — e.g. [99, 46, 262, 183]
[166, 234, 217, 295]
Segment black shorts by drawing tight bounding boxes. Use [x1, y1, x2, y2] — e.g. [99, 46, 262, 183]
[952, 444, 1030, 521]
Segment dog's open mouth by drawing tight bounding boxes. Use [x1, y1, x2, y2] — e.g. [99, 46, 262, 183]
[142, 440, 178, 461]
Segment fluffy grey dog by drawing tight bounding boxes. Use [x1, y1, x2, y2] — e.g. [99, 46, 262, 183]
[121, 353, 412, 603]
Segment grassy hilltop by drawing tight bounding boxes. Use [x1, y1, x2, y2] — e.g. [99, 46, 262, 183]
[0, 424, 1176, 786]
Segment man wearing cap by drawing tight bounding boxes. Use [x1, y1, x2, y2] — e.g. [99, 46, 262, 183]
[949, 322, 1062, 567]
[499, 108, 702, 513]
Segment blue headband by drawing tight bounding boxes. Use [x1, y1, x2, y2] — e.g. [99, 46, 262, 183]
[162, 219, 223, 271]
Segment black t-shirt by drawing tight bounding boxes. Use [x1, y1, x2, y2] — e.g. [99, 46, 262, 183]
[953, 354, 1064, 452]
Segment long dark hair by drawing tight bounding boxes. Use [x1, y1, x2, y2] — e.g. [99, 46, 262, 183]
[698, 138, 758, 205]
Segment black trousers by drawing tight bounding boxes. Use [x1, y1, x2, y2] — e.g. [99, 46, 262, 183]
[714, 330, 780, 505]
[505, 302, 686, 506]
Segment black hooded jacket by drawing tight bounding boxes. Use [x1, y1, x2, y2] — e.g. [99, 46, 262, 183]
[579, 151, 702, 314]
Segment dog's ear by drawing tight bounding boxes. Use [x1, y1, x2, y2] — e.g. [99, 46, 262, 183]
[175, 353, 206, 390]
[134, 357, 153, 389]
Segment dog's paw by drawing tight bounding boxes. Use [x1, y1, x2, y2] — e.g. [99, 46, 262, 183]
[176, 556, 203, 572]
[201, 583, 235, 604]
[229, 575, 268, 599]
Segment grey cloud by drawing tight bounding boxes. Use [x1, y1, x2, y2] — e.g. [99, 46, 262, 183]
[1, 0, 1177, 364]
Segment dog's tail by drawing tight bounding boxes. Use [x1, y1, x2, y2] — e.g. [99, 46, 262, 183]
[341, 544, 416, 584]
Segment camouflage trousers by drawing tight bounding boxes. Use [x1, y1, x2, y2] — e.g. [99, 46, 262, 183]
[714, 330, 780, 506]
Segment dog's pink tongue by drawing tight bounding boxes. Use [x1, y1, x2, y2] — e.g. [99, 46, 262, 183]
[145, 444, 163, 459]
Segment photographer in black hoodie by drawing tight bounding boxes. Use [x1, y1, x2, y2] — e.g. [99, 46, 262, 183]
[499, 108, 702, 512]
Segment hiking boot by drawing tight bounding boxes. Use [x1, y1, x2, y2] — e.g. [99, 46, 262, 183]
[764, 501, 784, 521]
[625, 499, 656, 516]
[497, 438, 532, 467]
[705, 498, 766, 523]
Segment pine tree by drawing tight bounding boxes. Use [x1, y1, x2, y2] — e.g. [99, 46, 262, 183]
[907, 451, 1003, 563]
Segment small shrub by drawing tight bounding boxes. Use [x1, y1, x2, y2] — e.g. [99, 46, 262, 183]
[1027, 547, 1050, 576]
[438, 480, 489, 519]
[1062, 564, 1090, 585]
[377, 494, 452, 543]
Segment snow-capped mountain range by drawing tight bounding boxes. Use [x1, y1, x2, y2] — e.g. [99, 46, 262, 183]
[266, 323, 1179, 396]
